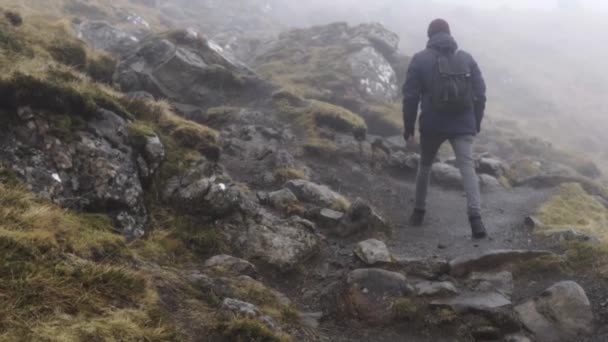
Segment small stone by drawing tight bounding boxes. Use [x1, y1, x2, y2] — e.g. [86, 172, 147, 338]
[414, 281, 459, 297]
[17, 106, 34, 121]
[354, 239, 392, 265]
[319, 208, 344, 227]
[431, 292, 511, 312]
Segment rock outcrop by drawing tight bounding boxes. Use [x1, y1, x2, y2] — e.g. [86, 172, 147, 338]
[0, 107, 154, 238]
[115, 29, 269, 109]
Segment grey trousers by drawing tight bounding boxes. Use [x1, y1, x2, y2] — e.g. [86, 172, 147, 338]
[414, 134, 482, 217]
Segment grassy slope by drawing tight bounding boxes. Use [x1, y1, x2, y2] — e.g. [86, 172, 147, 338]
[0, 10, 294, 341]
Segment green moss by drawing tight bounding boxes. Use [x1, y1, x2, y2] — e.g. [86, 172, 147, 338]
[513, 255, 568, 278]
[48, 39, 87, 69]
[273, 167, 308, 183]
[128, 121, 157, 139]
[172, 216, 227, 258]
[424, 307, 459, 326]
[87, 53, 116, 84]
[215, 318, 291, 342]
[232, 278, 282, 308]
[392, 298, 418, 321]
[0, 72, 132, 121]
[536, 183, 608, 242]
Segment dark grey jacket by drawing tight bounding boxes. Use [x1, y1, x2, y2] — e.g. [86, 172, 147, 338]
[402, 33, 486, 137]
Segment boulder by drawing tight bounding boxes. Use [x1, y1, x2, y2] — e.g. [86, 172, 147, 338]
[431, 163, 463, 188]
[163, 161, 252, 218]
[515, 281, 594, 342]
[351, 22, 400, 57]
[354, 239, 392, 265]
[388, 151, 419, 171]
[340, 268, 413, 325]
[477, 157, 506, 178]
[204, 255, 257, 277]
[479, 174, 503, 190]
[267, 188, 298, 211]
[335, 198, 389, 237]
[449, 249, 554, 277]
[348, 46, 398, 103]
[77, 21, 140, 57]
[241, 216, 320, 271]
[285, 179, 346, 209]
[115, 30, 265, 108]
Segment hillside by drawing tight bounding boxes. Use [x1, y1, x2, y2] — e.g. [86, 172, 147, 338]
[0, 2, 607, 342]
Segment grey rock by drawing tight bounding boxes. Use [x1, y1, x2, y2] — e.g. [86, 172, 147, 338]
[221, 298, 258, 317]
[388, 151, 420, 171]
[468, 271, 514, 299]
[204, 255, 257, 277]
[515, 281, 593, 342]
[285, 179, 346, 208]
[478, 157, 506, 178]
[335, 198, 389, 237]
[431, 162, 463, 188]
[480, 174, 503, 190]
[318, 208, 345, 227]
[431, 292, 512, 312]
[354, 239, 392, 265]
[352, 22, 400, 57]
[115, 30, 264, 108]
[384, 135, 407, 152]
[220, 298, 279, 331]
[77, 20, 140, 57]
[268, 188, 298, 211]
[163, 161, 249, 218]
[415, 281, 459, 297]
[341, 268, 413, 325]
[450, 249, 554, 277]
[1, 108, 148, 238]
[242, 216, 320, 271]
[348, 46, 398, 103]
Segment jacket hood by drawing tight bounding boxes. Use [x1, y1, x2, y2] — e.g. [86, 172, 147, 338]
[427, 32, 458, 53]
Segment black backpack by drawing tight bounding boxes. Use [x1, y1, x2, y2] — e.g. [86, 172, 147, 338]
[429, 49, 473, 112]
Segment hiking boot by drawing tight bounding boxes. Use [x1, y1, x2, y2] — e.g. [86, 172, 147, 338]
[469, 216, 488, 239]
[409, 209, 426, 227]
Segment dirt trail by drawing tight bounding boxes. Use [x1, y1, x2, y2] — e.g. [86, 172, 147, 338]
[310, 158, 555, 258]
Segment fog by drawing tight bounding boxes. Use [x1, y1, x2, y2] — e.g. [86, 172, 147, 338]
[172, 0, 608, 161]
[256, 0, 608, 160]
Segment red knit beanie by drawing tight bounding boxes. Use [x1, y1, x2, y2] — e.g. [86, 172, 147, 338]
[428, 18, 451, 38]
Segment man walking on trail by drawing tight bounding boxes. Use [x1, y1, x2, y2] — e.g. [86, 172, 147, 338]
[402, 19, 487, 239]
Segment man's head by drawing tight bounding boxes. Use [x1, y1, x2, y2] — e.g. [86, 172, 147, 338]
[427, 18, 451, 38]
